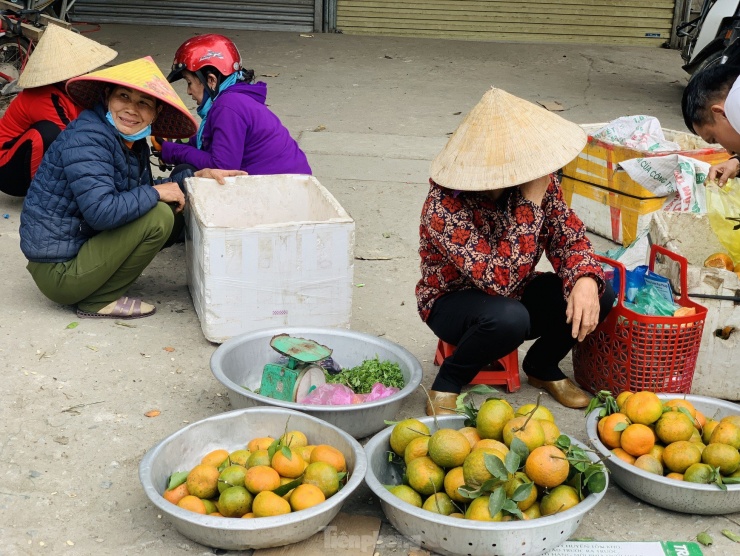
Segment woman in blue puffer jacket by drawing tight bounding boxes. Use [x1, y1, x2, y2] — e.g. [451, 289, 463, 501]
[20, 57, 242, 320]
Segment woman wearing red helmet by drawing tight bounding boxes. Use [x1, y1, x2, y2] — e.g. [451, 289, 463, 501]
[160, 34, 311, 176]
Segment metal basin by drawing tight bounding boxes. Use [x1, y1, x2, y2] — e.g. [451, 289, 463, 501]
[139, 407, 367, 550]
[210, 327, 423, 439]
[586, 393, 740, 515]
[364, 415, 607, 556]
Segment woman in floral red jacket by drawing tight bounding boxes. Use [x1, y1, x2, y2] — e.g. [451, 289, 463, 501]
[417, 88, 615, 415]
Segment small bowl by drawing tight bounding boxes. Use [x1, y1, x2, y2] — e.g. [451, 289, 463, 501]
[139, 407, 367, 550]
[586, 393, 740, 515]
[210, 327, 423, 439]
[364, 415, 607, 556]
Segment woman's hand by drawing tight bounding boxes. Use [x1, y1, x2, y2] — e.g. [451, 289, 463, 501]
[706, 157, 740, 187]
[194, 168, 248, 185]
[566, 276, 600, 342]
[154, 182, 185, 213]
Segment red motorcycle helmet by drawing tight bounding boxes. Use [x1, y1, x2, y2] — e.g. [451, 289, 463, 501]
[167, 34, 242, 83]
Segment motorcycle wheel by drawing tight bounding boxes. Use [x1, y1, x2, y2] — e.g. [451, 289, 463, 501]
[0, 35, 31, 84]
[695, 50, 723, 74]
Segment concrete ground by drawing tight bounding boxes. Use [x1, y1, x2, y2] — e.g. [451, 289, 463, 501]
[1, 24, 737, 555]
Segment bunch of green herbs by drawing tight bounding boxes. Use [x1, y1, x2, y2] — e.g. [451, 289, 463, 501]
[324, 357, 404, 394]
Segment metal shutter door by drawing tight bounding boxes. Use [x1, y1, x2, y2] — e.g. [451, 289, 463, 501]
[74, 0, 319, 33]
[336, 0, 676, 46]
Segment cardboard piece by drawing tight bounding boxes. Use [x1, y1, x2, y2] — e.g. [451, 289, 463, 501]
[538, 100, 565, 111]
[253, 513, 381, 555]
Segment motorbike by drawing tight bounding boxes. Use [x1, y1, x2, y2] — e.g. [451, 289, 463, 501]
[678, 0, 740, 75]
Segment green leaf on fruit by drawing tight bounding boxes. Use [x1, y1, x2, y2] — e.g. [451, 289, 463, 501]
[511, 482, 534, 502]
[510, 437, 529, 460]
[272, 478, 302, 496]
[488, 486, 506, 516]
[167, 471, 188, 490]
[484, 453, 509, 480]
[504, 451, 521, 475]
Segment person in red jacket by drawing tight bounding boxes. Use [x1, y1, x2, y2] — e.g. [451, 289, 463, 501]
[0, 24, 116, 197]
[417, 88, 615, 415]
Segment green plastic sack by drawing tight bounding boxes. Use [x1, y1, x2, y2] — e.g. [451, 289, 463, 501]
[625, 284, 679, 317]
[707, 179, 740, 264]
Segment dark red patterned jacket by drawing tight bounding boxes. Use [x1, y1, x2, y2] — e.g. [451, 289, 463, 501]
[416, 175, 605, 321]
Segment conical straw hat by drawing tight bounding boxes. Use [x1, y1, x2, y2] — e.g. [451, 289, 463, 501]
[430, 88, 587, 191]
[66, 56, 197, 139]
[17, 24, 117, 89]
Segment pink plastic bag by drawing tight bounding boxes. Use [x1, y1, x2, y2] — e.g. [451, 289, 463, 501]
[298, 382, 399, 405]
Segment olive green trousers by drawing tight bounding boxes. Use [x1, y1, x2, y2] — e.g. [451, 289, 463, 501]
[27, 202, 182, 313]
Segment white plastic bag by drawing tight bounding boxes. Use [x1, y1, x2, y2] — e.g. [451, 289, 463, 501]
[592, 116, 680, 153]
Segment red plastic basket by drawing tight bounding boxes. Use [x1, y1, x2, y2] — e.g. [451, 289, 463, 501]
[573, 245, 707, 396]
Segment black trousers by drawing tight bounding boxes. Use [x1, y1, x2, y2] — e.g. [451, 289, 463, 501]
[0, 120, 61, 197]
[425, 272, 616, 393]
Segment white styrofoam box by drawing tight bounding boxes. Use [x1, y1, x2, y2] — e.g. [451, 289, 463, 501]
[185, 175, 355, 343]
[649, 212, 740, 400]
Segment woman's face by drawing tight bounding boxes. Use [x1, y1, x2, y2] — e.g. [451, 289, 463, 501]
[183, 70, 206, 105]
[107, 86, 159, 136]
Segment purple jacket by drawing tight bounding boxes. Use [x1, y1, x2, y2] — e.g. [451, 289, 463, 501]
[161, 82, 311, 175]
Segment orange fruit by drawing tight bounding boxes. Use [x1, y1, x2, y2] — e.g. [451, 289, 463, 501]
[523, 502, 541, 520]
[388, 484, 422, 507]
[611, 448, 636, 465]
[655, 411, 695, 445]
[721, 415, 740, 428]
[422, 492, 455, 515]
[310, 444, 347, 473]
[211, 512, 224, 517]
[443, 467, 467, 504]
[298, 445, 315, 462]
[246, 449, 271, 468]
[504, 471, 537, 511]
[201, 449, 230, 468]
[218, 465, 249, 493]
[427, 429, 471, 468]
[228, 449, 251, 467]
[405, 456, 445, 497]
[162, 483, 190, 505]
[252, 491, 291, 517]
[684, 463, 714, 484]
[240, 512, 253, 518]
[390, 419, 430, 456]
[615, 391, 633, 411]
[665, 472, 684, 481]
[218, 486, 254, 517]
[248, 437, 275, 452]
[709, 421, 740, 449]
[465, 495, 503, 521]
[476, 399, 515, 441]
[524, 445, 569, 488]
[648, 444, 665, 467]
[598, 413, 630, 449]
[663, 441, 702, 474]
[404, 436, 430, 465]
[704, 252, 734, 271]
[302, 461, 340, 498]
[279, 430, 308, 449]
[177, 495, 207, 514]
[202, 499, 217, 514]
[186, 464, 220, 499]
[462, 448, 505, 489]
[458, 427, 481, 449]
[703, 420, 720, 444]
[271, 448, 305, 479]
[540, 485, 580, 516]
[539, 419, 561, 446]
[474, 439, 509, 454]
[502, 416, 545, 452]
[515, 404, 555, 422]
[620, 424, 655, 457]
[244, 465, 281, 494]
[289, 483, 326, 511]
[634, 454, 663, 475]
[623, 391, 663, 425]
[702, 442, 740, 475]
[664, 399, 697, 420]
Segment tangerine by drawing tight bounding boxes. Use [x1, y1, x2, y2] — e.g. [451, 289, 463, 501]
[620, 423, 655, 457]
[655, 411, 695, 444]
[539, 419, 561, 446]
[388, 484, 422, 507]
[201, 449, 230, 468]
[289, 483, 326, 511]
[524, 445, 569, 488]
[598, 413, 630, 449]
[502, 416, 545, 452]
[279, 430, 308, 449]
[428, 428, 471, 468]
[663, 441, 702, 474]
[634, 454, 663, 475]
[404, 436, 430, 465]
[186, 464, 220, 499]
[244, 465, 281, 494]
[303, 461, 340, 498]
[252, 491, 291, 517]
[218, 486, 254, 517]
[406, 456, 445, 497]
[247, 437, 275, 452]
[162, 482, 190, 505]
[310, 444, 347, 473]
[540, 485, 580, 516]
[271, 448, 305, 479]
[476, 399, 515, 441]
[177, 495, 206, 514]
[390, 419, 430, 456]
[623, 391, 663, 425]
[443, 467, 467, 504]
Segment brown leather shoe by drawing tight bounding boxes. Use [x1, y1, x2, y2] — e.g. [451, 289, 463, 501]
[526, 376, 591, 409]
[425, 390, 459, 416]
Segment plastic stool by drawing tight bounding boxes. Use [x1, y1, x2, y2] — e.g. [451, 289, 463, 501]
[434, 339, 521, 393]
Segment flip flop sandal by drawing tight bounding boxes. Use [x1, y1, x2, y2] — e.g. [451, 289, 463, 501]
[76, 296, 156, 320]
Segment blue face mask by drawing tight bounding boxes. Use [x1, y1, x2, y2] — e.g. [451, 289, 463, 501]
[195, 72, 240, 149]
[106, 111, 152, 142]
